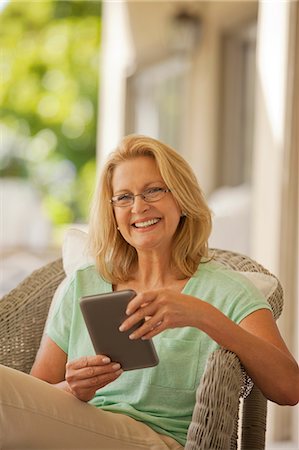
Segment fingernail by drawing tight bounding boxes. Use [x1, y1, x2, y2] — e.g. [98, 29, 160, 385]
[129, 333, 136, 340]
[102, 357, 111, 363]
[119, 325, 124, 332]
[126, 308, 131, 315]
[112, 363, 121, 370]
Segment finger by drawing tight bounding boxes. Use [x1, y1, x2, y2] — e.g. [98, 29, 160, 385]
[140, 321, 164, 340]
[66, 363, 122, 391]
[120, 303, 157, 332]
[71, 362, 122, 381]
[126, 291, 156, 315]
[68, 355, 111, 370]
[68, 369, 123, 399]
[129, 316, 163, 340]
[71, 368, 123, 389]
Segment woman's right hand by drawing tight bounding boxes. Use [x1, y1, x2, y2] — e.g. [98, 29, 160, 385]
[65, 355, 123, 402]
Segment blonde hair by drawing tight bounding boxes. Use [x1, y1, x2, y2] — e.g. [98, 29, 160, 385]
[88, 135, 212, 283]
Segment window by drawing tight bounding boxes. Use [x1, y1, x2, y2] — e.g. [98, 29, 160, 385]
[125, 56, 190, 152]
[208, 21, 257, 255]
[217, 22, 257, 187]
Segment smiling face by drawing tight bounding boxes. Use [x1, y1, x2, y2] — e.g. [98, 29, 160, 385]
[111, 156, 181, 255]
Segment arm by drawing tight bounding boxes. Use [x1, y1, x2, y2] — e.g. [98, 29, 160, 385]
[31, 334, 69, 390]
[198, 305, 299, 405]
[31, 334, 123, 401]
[120, 289, 299, 405]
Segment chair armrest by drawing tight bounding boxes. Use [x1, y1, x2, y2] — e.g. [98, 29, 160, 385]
[241, 385, 267, 450]
[185, 348, 243, 450]
[0, 259, 65, 373]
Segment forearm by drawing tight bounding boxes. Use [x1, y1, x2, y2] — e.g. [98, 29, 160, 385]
[197, 302, 299, 405]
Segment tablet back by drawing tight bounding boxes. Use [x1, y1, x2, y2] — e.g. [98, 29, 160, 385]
[80, 290, 159, 371]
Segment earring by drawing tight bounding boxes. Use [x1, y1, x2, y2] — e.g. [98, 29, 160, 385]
[181, 212, 187, 217]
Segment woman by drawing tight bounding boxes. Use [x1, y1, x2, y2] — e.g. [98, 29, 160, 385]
[1, 135, 298, 449]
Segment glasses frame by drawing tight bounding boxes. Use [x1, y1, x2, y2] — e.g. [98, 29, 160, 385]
[110, 187, 171, 208]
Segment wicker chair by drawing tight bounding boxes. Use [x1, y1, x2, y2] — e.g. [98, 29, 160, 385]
[0, 249, 283, 450]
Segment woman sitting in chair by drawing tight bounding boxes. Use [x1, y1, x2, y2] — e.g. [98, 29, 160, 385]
[1, 135, 298, 449]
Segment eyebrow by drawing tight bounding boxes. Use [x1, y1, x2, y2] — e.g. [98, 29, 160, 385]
[113, 181, 166, 195]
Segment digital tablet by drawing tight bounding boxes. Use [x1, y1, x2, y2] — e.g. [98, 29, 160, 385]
[79, 289, 159, 371]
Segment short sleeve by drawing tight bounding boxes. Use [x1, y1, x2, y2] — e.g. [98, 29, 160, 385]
[223, 272, 273, 324]
[186, 261, 273, 325]
[45, 278, 75, 354]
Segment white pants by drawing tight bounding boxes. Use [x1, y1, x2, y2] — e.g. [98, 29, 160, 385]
[0, 365, 183, 450]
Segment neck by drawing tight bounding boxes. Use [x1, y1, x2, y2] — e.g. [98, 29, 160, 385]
[132, 251, 185, 290]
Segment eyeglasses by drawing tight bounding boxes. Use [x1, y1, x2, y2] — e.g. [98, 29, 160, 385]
[110, 187, 171, 207]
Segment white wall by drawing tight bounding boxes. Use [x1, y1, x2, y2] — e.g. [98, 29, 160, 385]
[252, 1, 298, 446]
[96, 1, 135, 166]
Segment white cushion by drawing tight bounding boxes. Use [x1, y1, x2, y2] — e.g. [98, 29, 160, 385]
[46, 228, 93, 323]
[62, 227, 94, 276]
[240, 271, 277, 302]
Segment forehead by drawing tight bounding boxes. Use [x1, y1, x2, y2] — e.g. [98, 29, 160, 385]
[112, 156, 163, 191]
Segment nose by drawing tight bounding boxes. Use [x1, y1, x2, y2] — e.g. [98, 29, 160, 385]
[130, 195, 150, 214]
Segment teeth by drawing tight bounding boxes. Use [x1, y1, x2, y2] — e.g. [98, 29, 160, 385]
[134, 218, 160, 228]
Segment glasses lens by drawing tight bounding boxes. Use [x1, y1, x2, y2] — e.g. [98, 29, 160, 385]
[144, 187, 165, 202]
[111, 188, 168, 207]
[112, 194, 133, 206]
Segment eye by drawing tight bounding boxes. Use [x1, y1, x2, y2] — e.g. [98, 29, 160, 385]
[146, 187, 163, 195]
[117, 193, 132, 202]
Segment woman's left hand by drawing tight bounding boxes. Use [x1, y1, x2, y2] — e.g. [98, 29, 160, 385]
[119, 289, 202, 339]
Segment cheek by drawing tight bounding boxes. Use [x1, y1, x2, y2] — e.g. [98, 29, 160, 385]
[114, 209, 128, 228]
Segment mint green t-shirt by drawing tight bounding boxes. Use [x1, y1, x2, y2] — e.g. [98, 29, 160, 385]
[46, 260, 272, 446]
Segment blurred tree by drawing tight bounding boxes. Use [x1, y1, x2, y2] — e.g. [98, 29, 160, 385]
[0, 0, 101, 225]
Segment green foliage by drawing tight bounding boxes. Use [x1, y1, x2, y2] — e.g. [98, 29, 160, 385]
[0, 0, 101, 225]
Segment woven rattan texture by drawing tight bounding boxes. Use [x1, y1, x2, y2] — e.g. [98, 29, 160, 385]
[241, 386, 267, 450]
[185, 249, 283, 450]
[185, 349, 242, 450]
[0, 249, 283, 450]
[210, 248, 283, 320]
[0, 258, 65, 373]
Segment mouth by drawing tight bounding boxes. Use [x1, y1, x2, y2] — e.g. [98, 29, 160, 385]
[132, 218, 161, 229]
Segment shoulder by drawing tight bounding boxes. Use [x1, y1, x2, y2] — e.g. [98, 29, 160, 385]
[188, 260, 272, 323]
[189, 260, 269, 304]
[74, 263, 104, 281]
[62, 263, 111, 298]
[194, 260, 260, 293]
